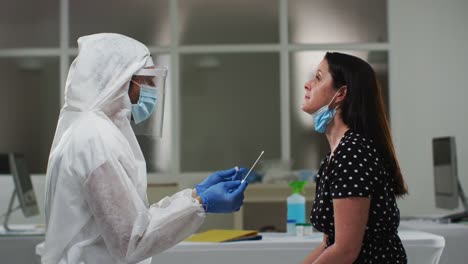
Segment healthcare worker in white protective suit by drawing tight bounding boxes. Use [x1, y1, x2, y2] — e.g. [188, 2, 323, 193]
[38, 33, 249, 264]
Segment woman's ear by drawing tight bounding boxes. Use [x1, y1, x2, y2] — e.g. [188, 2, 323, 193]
[336, 85, 347, 104]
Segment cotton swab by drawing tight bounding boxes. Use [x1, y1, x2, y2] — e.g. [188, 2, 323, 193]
[241, 150, 265, 183]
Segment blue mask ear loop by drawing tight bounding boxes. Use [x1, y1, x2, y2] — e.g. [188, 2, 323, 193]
[132, 79, 157, 91]
[131, 79, 141, 88]
[130, 79, 141, 104]
[327, 87, 345, 111]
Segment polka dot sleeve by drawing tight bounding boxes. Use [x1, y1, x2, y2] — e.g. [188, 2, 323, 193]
[330, 144, 379, 199]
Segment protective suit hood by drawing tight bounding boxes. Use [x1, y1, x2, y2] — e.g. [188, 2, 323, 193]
[46, 32, 153, 212]
[64, 33, 152, 112]
[51, 33, 153, 154]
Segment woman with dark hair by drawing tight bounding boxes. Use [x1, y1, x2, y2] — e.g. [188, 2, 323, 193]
[301, 52, 408, 264]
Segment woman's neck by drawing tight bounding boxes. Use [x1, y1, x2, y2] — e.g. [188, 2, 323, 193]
[325, 111, 349, 154]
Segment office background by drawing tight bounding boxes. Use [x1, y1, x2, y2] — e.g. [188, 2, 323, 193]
[0, 0, 467, 229]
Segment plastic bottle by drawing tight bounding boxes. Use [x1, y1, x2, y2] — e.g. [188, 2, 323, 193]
[295, 223, 304, 237]
[286, 219, 296, 235]
[304, 223, 313, 236]
[287, 180, 307, 227]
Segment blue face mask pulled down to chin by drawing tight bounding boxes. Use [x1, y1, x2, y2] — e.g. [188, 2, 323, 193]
[311, 91, 341, 133]
[131, 84, 158, 124]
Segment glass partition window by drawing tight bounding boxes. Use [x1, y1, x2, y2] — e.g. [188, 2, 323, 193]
[289, 51, 389, 170]
[288, 0, 388, 44]
[0, 0, 389, 174]
[180, 53, 281, 171]
[178, 0, 279, 44]
[0, 58, 60, 173]
[0, 0, 60, 48]
[70, 0, 170, 46]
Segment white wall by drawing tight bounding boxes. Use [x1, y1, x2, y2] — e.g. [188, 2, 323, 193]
[389, 0, 468, 216]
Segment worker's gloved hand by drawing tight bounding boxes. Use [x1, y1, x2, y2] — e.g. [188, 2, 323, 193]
[199, 180, 248, 213]
[229, 167, 249, 182]
[195, 167, 239, 195]
[230, 167, 258, 182]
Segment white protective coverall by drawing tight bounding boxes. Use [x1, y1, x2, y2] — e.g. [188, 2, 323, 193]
[39, 33, 205, 264]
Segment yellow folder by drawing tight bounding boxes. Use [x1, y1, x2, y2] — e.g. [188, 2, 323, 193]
[184, 229, 259, 243]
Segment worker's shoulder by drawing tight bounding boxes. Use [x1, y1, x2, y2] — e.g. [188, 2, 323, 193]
[69, 112, 124, 148]
[54, 112, 128, 177]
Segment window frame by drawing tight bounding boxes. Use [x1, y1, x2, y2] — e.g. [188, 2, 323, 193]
[0, 0, 389, 181]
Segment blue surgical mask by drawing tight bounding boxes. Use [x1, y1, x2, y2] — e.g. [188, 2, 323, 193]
[131, 84, 158, 124]
[311, 91, 341, 133]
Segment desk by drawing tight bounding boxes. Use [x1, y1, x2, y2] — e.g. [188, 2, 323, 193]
[151, 230, 444, 264]
[400, 220, 468, 264]
[0, 232, 43, 264]
[0, 229, 443, 264]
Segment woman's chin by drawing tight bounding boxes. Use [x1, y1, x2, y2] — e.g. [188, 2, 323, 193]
[301, 105, 312, 114]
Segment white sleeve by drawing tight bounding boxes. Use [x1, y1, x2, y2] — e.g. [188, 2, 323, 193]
[83, 159, 205, 264]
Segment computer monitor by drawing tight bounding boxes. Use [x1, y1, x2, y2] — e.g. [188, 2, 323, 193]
[0, 153, 39, 231]
[433, 137, 459, 209]
[8, 153, 39, 217]
[432, 137, 468, 222]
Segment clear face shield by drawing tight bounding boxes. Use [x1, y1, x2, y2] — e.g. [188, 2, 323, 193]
[130, 66, 168, 137]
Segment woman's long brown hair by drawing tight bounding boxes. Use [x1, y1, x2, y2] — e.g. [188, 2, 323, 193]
[325, 52, 408, 196]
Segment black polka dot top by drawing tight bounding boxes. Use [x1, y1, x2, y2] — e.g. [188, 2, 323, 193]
[310, 130, 407, 264]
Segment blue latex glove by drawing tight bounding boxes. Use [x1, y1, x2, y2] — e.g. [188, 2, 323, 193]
[195, 167, 239, 195]
[230, 167, 259, 183]
[199, 180, 248, 213]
